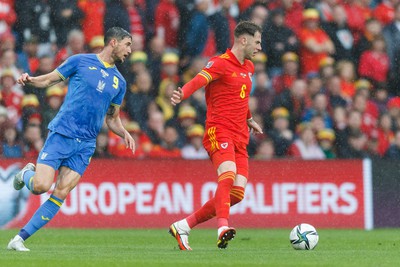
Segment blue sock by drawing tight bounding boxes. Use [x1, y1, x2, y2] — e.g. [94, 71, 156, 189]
[18, 195, 64, 241]
[23, 170, 35, 192]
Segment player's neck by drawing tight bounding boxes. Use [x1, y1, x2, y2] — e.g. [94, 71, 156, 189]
[230, 47, 245, 65]
[97, 51, 115, 66]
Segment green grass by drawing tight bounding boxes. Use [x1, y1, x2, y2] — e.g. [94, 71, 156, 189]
[0, 228, 399, 267]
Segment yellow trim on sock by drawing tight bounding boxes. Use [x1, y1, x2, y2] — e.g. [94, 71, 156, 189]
[49, 197, 62, 207]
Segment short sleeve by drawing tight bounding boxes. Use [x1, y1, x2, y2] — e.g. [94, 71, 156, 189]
[56, 54, 81, 80]
[199, 57, 225, 84]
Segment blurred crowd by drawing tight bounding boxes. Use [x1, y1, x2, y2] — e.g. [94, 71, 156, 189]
[2, 0, 400, 160]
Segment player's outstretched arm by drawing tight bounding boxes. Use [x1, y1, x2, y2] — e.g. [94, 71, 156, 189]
[106, 105, 136, 154]
[17, 70, 62, 88]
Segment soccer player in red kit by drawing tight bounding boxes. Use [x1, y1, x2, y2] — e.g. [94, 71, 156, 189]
[169, 21, 263, 250]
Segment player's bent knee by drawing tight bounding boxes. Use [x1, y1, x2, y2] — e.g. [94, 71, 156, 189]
[32, 178, 53, 195]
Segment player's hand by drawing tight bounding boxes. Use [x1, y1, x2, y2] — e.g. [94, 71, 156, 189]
[247, 118, 263, 134]
[17, 73, 33, 86]
[171, 87, 184, 106]
[124, 132, 136, 154]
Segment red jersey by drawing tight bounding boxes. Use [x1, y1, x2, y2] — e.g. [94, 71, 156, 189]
[194, 49, 254, 144]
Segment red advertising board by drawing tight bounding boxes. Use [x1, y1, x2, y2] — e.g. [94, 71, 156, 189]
[1, 159, 373, 229]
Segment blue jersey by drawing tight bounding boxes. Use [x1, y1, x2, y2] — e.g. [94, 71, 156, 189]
[49, 54, 126, 140]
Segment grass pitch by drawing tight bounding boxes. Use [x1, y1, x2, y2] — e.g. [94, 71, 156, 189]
[0, 228, 399, 267]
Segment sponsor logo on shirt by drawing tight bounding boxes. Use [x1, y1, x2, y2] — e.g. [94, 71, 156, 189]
[232, 72, 237, 77]
[240, 73, 247, 78]
[101, 69, 109, 78]
[221, 142, 228, 149]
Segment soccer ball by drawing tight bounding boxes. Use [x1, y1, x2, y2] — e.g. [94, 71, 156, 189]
[289, 223, 319, 250]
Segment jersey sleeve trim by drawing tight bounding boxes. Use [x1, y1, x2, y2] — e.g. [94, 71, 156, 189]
[199, 70, 212, 84]
[110, 102, 121, 107]
[55, 70, 66, 81]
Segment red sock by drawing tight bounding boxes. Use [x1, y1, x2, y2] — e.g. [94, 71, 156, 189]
[186, 185, 245, 229]
[214, 171, 235, 228]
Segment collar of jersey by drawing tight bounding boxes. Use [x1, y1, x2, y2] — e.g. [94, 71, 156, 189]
[96, 55, 115, 68]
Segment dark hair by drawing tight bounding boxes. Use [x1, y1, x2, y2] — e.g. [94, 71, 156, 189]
[234, 21, 262, 39]
[104, 27, 132, 45]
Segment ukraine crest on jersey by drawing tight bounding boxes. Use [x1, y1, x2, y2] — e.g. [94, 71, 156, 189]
[49, 54, 126, 140]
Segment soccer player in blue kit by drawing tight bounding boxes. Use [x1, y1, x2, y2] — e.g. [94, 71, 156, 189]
[7, 27, 136, 251]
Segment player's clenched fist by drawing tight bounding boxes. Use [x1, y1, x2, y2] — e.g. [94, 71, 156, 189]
[170, 87, 184, 106]
[17, 73, 33, 86]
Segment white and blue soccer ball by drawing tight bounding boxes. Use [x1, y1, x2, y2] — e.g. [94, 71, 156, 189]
[289, 223, 319, 250]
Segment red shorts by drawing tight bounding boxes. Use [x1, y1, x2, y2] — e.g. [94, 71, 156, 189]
[203, 126, 249, 178]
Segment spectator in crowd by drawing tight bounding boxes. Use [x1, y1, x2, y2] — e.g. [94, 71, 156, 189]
[336, 60, 356, 101]
[54, 29, 86, 67]
[298, 8, 335, 75]
[1, 122, 23, 158]
[354, 18, 383, 64]
[20, 94, 41, 130]
[78, 0, 105, 45]
[155, 0, 180, 50]
[16, 35, 40, 75]
[321, 4, 354, 61]
[271, 78, 307, 131]
[287, 122, 326, 159]
[25, 55, 56, 106]
[182, 0, 210, 62]
[373, 0, 397, 26]
[358, 35, 390, 84]
[108, 120, 152, 159]
[352, 92, 378, 135]
[384, 129, 400, 159]
[317, 128, 336, 158]
[125, 70, 154, 128]
[104, 0, 131, 34]
[0, 69, 23, 126]
[175, 105, 198, 148]
[0, 0, 16, 38]
[148, 124, 181, 158]
[386, 96, 400, 131]
[160, 52, 180, 84]
[302, 92, 333, 129]
[383, 3, 400, 95]
[319, 56, 336, 81]
[252, 71, 274, 115]
[41, 85, 65, 134]
[375, 112, 394, 156]
[14, 0, 54, 53]
[144, 110, 165, 145]
[263, 8, 299, 78]
[208, 0, 235, 55]
[372, 84, 390, 114]
[254, 138, 275, 160]
[124, 0, 145, 46]
[339, 129, 370, 158]
[272, 52, 300, 95]
[48, 0, 84, 47]
[342, 0, 369, 44]
[22, 123, 43, 159]
[146, 36, 165, 90]
[93, 128, 112, 158]
[251, 52, 268, 75]
[266, 107, 294, 157]
[1, 49, 23, 82]
[88, 36, 105, 54]
[156, 79, 177, 122]
[325, 75, 348, 108]
[336, 109, 363, 157]
[181, 124, 208, 159]
[315, 0, 337, 23]
[181, 56, 208, 84]
[304, 72, 324, 107]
